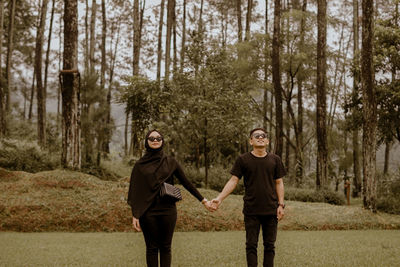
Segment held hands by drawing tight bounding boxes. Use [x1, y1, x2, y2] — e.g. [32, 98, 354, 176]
[132, 216, 141, 232]
[202, 198, 221, 212]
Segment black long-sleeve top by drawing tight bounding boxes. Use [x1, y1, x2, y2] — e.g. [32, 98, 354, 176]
[131, 161, 204, 217]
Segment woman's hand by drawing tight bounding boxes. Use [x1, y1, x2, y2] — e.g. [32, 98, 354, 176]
[132, 216, 142, 232]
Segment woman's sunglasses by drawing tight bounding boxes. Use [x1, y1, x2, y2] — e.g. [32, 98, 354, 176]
[148, 136, 162, 142]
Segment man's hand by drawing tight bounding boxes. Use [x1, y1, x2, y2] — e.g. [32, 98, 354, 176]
[277, 206, 284, 221]
[132, 216, 141, 232]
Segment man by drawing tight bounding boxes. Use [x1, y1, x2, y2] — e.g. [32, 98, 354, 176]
[211, 127, 285, 267]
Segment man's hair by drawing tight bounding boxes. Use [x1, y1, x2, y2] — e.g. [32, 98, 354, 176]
[249, 127, 268, 137]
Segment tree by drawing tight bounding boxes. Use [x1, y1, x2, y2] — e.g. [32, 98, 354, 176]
[316, 0, 328, 189]
[361, 0, 377, 212]
[352, 0, 362, 196]
[272, 0, 283, 157]
[165, 0, 175, 80]
[245, 0, 253, 41]
[156, 0, 165, 83]
[236, 0, 243, 42]
[5, 0, 16, 115]
[60, 0, 81, 169]
[35, 0, 49, 147]
[0, 0, 5, 136]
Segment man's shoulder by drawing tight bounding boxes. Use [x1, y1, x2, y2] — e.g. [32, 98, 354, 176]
[267, 152, 282, 161]
[237, 152, 252, 160]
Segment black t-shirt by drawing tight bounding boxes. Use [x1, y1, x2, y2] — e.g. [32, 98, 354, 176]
[230, 152, 286, 216]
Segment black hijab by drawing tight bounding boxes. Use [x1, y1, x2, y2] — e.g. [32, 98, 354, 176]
[127, 130, 177, 218]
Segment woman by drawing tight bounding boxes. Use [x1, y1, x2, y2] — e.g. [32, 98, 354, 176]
[127, 129, 212, 267]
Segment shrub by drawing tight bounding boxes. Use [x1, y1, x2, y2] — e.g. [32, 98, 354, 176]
[0, 139, 60, 172]
[285, 187, 345, 205]
[377, 172, 400, 214]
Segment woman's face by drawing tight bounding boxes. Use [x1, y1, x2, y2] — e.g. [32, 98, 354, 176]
[147, 131, 163, 149]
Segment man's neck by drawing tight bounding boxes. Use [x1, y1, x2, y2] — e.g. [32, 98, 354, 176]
[251, 147, 267, 157]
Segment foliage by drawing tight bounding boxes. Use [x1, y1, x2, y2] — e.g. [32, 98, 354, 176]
[377, 171, 400, 214]
[0, 139, 59, 172]
[285, 187, 345, 205]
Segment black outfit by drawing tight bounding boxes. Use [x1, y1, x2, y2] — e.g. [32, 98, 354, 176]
[230, 152, 286, 267]
[127, 130, 204, 267]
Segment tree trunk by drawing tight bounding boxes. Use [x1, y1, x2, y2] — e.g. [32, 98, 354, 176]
[180, 0, 186, 72]
[316, 0, 328, 189]
[100, 0, 108, 154]
[361, 0, 377, 212]
[272, 0, 283, 158]
[245, 0, 253, 41]
[165, 0, 175, 80]
[84, 0, 89, 75]
[352, 0, 362, 197]
[5, 0, 16, 114]
[383, 141, 391, 174]
[89, 0, 97, 72]
[61, 0, 81, 169]
[295, 0, 307, 185]
[124, 111, 129, 156]
[157, 0, 165, 83]
[35, 0, 49, 148]
[236, 0, 243, 42]
[172, 0, 177, 74]
[44, 0, 56, 109]
[0, 0, 5, 136]
[263, 0, 269, 131]
[133, 0, 140, 76]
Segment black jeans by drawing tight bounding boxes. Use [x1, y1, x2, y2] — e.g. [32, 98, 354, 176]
[139, 212, 177, 267]
[244, 214, 278, 267]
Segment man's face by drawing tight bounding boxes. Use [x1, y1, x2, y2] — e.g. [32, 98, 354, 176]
[249, 130, 269, 148]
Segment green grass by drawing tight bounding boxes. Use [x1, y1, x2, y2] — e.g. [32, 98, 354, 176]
[1, 230, 399, 266]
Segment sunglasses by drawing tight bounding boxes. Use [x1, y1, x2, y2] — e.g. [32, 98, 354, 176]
[252, 133, 267, 139]
[148, 136, 162, 142]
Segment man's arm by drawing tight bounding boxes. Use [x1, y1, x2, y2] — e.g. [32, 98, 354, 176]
[211, 175, 239, 209]
[275, 178, 285, 220]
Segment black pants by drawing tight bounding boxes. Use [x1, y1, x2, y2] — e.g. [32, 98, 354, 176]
[140, 212, 177, 267]
[244, 214, 278, 267]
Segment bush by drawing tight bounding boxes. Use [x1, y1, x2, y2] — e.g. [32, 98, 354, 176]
[0, 139, 60, 172]
[285, 187, 345, 205]
[377, 173, 400, 214]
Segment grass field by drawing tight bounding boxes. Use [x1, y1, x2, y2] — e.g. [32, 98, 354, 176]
[1, 230, 399, 266]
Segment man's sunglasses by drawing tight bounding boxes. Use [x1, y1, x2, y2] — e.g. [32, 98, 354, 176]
[252, 133, 267, 139]
[148, 136, 162, 142]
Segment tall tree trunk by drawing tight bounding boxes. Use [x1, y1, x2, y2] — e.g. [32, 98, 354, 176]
[295, 0, 307, 185]
[172, 0, 177, 74]
[272, 0, 283, 158]
[84, 0, 89, 75]
[383, 141, 391, 175]
[236, 0, 243, 42]
[0, 0, 5, 136]
[316, 0, 328, 189]
[245, 0, 253, 41]
[100, 0, 108, 154]
[180, 0, 186, 72]
[44, 0, 55, 109]
[165, 0, 174, 80]
[133, 0, 140, 76]
[57, 10, 62, 132]
[105, 21, 121, 154]
[124, 111, 129, 156]
[89, 0, 97, 72]
[156, 0, 165, 83]
[361, 0, 376, 212]
[352, 0, 362, 197]
[5, 0, 16, 114]
[263, 0, 269, 131]
[35, 0, 49, 148]
[61, 0, 81, 169]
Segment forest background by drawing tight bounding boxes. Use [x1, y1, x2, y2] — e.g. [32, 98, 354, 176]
[0, 0, 399, 220]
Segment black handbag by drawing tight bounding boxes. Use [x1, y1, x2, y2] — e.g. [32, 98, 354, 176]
[160, 182, 182, 201]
